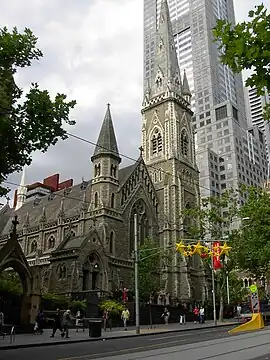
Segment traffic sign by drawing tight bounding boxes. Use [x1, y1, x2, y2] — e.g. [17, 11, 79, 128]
[250, 284, 258, 293]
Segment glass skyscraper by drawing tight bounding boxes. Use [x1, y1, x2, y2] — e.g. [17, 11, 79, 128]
[144, 0, 268, 197]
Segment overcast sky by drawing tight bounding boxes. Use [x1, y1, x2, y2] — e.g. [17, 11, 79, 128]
[1, 0, 269, 205]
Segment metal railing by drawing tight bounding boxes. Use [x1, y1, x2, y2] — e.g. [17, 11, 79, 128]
[10, 326, 15, 344]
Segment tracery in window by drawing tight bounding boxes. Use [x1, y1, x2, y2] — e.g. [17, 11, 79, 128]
[129, 199, 150, 254]
[181, 130, 189, 157]
[152, 129, 163, 155]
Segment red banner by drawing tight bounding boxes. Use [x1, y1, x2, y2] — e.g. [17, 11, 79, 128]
[213, 242, 222, 270]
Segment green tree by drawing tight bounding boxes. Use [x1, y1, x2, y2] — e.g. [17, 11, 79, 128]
[231, 186, 270, 279]
[182, 190, 239, 321]
[0, 27, 76, 196]
[138, 238, 166, 301]
[213, 4, 270, 119]
[0, 270, 23, 295]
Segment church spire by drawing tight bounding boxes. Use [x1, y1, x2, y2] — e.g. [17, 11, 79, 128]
[15, 166, 27, 211]
[150, 0, 182, 98]
[182, 69, 192, 104]
[91, 104, 121, 164]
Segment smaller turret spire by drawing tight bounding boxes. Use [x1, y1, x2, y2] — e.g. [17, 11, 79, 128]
[182, 69, 191, 103]
[91, 104, 121, 163]
[15, 167, 27, 211]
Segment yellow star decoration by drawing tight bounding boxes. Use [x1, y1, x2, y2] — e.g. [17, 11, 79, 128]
[192, 242, 204, 255]
[212, 244, 220, 255]
[186, 245, 193, 256]
[219, 242, 232, 256]
[176, 241, 186, 254]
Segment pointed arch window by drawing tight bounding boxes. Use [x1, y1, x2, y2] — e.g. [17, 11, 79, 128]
[94, 164, 101, 177]
[109, 231, 114, 254]
[30, 240, 37, 253]
[181, 130, 189, 157]
[48, 236, 55, 249]
[94, 192, 99, 208]
[110, 164, 117, 177]
[111, 193, 115, 208]
[152, 129, 163, 155]
[129, 199, 150, 254]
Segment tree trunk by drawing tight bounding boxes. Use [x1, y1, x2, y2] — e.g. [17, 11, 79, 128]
[219, 293, 224, 322]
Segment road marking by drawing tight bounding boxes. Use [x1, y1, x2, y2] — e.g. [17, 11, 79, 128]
[148, 329, 216, 341]
[58, 330, 268, 360]
[58, 339, 188, 360]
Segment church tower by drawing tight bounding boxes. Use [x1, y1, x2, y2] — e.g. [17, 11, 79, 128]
[141, 0, 202, 300]
[90, 104, 121, 211]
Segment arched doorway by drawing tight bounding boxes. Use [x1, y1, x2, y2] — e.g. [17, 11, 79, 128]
[0, 259, 32, 326]
[82, 253, 103, 291]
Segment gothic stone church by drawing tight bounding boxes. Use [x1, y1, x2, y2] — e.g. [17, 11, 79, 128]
[0, 0, 206, 302]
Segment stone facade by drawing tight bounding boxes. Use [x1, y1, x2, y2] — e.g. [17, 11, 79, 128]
[0, 0, 206, 303]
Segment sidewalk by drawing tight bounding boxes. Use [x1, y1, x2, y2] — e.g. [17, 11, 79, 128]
[0, 320, 236, 350]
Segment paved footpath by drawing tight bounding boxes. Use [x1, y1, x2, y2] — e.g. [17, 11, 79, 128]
[0, 320, 235, 350]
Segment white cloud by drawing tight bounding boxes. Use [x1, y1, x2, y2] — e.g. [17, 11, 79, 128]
[0, 0, 269, 204]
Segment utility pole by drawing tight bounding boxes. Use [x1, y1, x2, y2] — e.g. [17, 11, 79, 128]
[134, 213, 140, 334]
[211, 255, 217, 326]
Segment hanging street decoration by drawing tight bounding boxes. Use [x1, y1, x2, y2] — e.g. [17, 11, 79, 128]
[175, 240, 232, 260]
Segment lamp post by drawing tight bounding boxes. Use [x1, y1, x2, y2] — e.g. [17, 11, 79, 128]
[211, 253, 217, 326]
[134, 213, 140, 335]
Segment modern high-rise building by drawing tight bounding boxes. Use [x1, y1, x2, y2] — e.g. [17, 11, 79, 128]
[245, 87, 270, 158]
[144, 0, 268, 197]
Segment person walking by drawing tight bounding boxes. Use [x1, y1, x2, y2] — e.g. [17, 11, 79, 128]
[200, 306, 205, 324]
[50, 308, 64, 338]
[75, 310, 83, 332]
[193, 305, 200, 324]
[0, 310, 4, 338]
[121, 307, 130, 331]
[236, 304, 242, 322]
[62, 309, 71, 338]
[36, 309, 45, 334]
[179, 304, 187, 325]
[162, 307, 170, 325]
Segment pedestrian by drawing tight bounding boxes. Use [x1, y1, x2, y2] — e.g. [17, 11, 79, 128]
[62, 309, 71, 338]
[193, 305, 200, 324]
[36, 309, 45, 334]
[161, 307, 170, 325]
[121, 307, 130, 331]
[50, 308, 64, 338]
[236, 304, 242, 322]
[200, 306, 205, 324]
[103, 310, 109, 331]
[75, 310, 82, 332]
[0, 310, 4, 337]
[179, 304, 187, 325]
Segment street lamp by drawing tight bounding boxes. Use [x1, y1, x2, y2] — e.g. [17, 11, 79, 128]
[134, 213, 140, 335]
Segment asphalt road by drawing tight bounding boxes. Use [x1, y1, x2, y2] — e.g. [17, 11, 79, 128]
[0, 326, 237, 360]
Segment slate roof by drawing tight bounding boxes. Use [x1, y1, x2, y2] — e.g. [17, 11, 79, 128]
[0, 164, 136, 236]
[91, 104, 121, 161]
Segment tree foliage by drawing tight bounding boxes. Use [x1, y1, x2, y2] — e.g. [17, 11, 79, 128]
[0, 270, 23, 295]
[213, 4, 270, 120]
[0, 27, 76, 196]
[182, 190, 239, 320]
[138, 238, 167, 301]
[99, 299, 125, 316]
[231, 186, 270, 278]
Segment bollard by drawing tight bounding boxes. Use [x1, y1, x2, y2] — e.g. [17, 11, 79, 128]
[10, 326, 15, 344]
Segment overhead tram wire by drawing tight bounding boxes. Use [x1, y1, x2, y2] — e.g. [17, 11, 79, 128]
[2, 131, 224, 229]
[2, 179, 193, 231]
[66, 131, 213, 194]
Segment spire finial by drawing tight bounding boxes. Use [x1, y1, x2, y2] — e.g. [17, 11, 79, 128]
[139, 146, 144, 158]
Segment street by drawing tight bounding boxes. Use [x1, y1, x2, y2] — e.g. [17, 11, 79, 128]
[1, 325, 270, 360]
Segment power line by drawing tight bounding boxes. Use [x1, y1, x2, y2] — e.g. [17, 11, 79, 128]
[66, 131, 213, 194]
